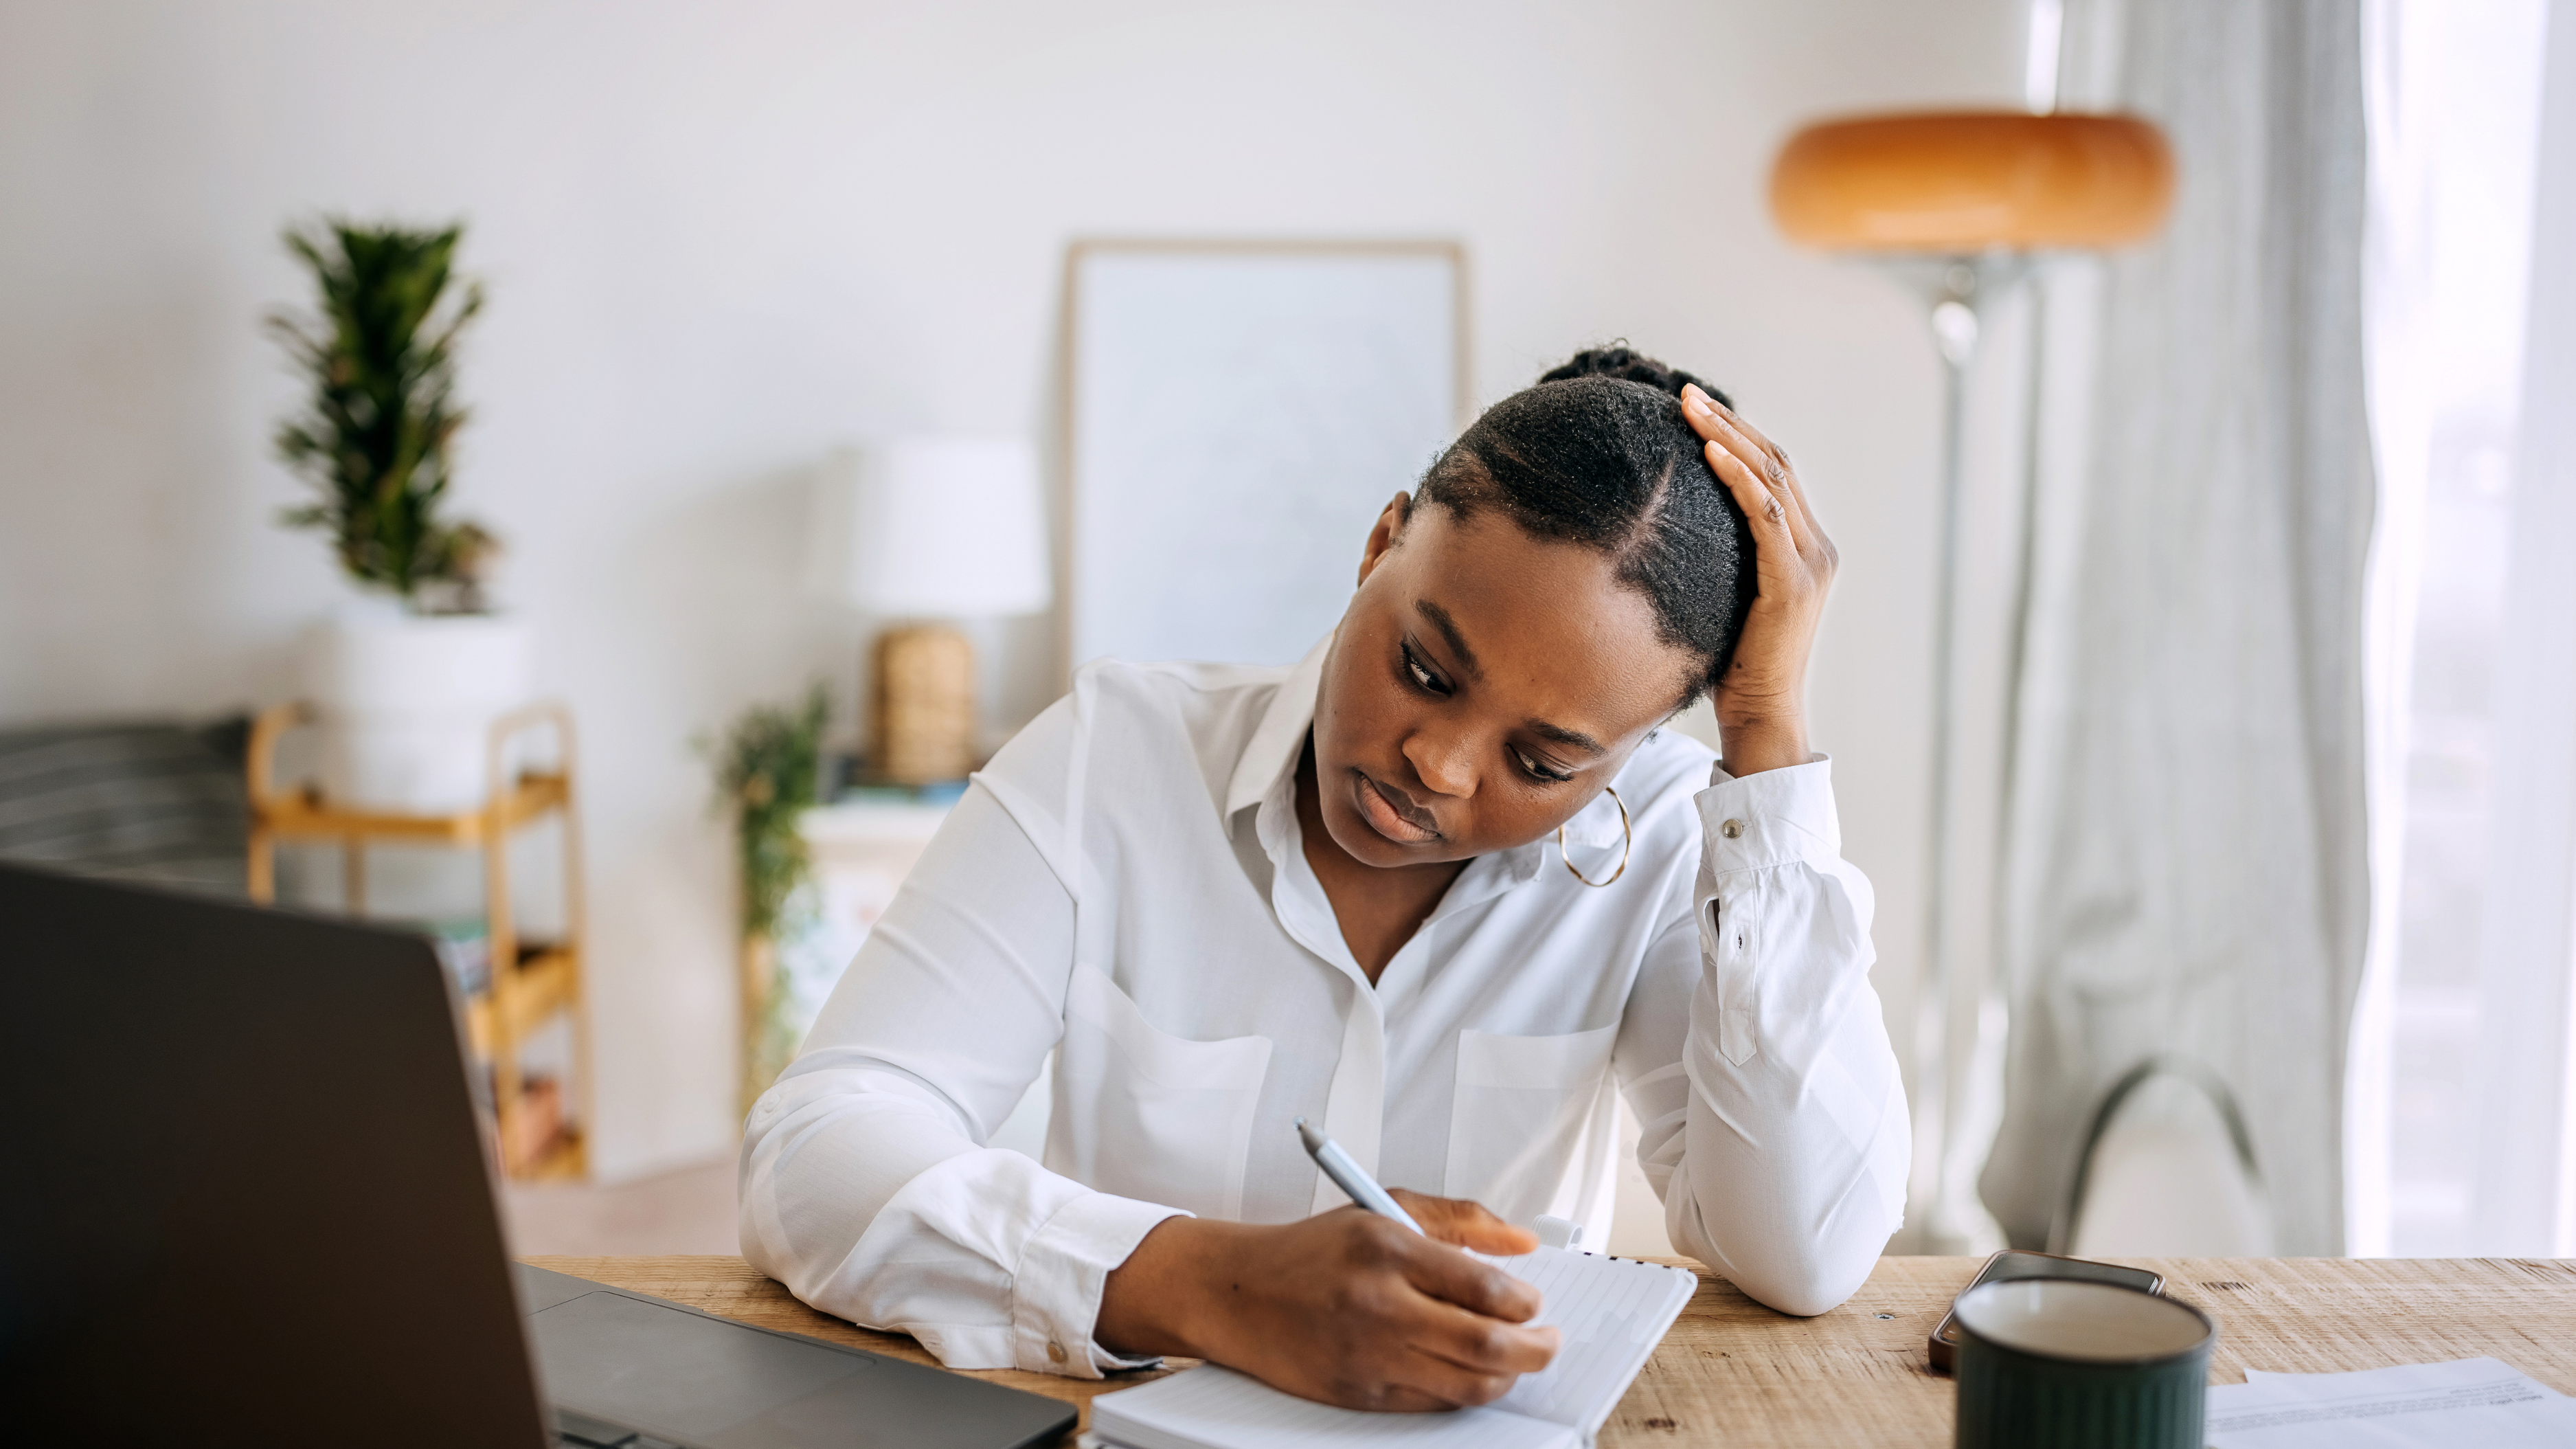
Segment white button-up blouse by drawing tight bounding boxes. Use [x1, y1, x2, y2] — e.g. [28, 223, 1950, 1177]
[738, 638, 1908, 1378]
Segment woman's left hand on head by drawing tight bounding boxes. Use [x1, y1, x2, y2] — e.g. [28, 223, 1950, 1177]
[1680, 383, 1834, 777]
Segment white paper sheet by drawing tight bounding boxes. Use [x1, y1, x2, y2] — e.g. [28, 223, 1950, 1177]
[2206, 1356, 2576, 1446]
[1087, 1246, 1693, 1449]
[1469, 1249, 1697, 1430]
[1085, 1366, 1574, 1449]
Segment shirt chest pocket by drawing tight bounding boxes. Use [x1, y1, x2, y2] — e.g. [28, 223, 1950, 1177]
[1049, 963, 1273, 1221]
[1443, 1023, 1618, 1229]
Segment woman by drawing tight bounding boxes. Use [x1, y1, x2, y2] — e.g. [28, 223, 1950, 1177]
[739, 348, 1907, 1411]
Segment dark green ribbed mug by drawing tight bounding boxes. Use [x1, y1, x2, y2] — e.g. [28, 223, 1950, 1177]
[1952, 1279, 2215, 1449]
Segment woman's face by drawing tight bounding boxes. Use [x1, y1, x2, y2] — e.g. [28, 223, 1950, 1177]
[1312, 495, 1703, 868]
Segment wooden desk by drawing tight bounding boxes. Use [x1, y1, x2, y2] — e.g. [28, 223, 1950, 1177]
[523, 1255, 2576, 1446]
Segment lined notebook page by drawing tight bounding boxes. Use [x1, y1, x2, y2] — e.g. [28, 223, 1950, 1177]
[1089, 1365, 1574, 1449]
[1473, 1247, 1697, 1430]
[1089, 1246, 1696, 1449]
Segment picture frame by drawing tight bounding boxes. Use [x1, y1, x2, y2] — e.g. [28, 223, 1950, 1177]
[1058, 239, 1471, 678]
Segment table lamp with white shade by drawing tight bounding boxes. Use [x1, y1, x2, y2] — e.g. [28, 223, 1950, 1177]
[804, 438, 1052, 785]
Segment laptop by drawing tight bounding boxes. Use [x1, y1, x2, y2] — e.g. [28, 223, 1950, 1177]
[0, 862, 1078, 1449]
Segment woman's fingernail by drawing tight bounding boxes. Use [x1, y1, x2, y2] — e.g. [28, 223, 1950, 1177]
[1683, 385, 1711, 415]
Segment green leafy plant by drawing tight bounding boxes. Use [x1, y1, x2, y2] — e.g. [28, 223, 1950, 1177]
[269, 220, 497, 611]
[714, 685, 831, 941]
[710, 686, 831, 1108]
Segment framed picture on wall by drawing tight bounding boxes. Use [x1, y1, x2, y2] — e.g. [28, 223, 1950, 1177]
[1060, 239, 1470, 675]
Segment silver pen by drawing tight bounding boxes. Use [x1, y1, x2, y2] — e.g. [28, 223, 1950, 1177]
[1296, 1117, 1425, 1235]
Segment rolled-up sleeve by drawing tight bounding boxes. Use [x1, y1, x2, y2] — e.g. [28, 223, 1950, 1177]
[1618, 756, 1908, 1317]
[736, 704, 1185, 1377]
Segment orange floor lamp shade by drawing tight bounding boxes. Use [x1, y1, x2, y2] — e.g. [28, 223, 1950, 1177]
[1770, 111, 2172, 252]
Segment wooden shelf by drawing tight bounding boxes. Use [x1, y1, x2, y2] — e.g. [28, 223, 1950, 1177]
[253, 773, 571, 846]
[246, 700, 589, 1184]
[466, 944, 581, 1059]
[517, 1132, 588, 1182]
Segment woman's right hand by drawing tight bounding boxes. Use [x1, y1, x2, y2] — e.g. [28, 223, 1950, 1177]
[1095, 1189, 1561, 1411]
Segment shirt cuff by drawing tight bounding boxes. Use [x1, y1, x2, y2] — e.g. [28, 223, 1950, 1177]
[1697, 754, 1839, 871]
[1009, 1190, 1190, 1378]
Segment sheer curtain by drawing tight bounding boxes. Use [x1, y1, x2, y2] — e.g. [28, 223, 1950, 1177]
[2349, 0, 2575, 1257]
[2480, 0, 2576, 1257]
[1978, 0, 2376, 1255]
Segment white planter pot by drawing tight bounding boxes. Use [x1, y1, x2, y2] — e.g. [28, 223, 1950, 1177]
[304, 613, 537, 815]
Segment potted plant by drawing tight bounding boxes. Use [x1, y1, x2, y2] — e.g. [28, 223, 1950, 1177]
[271, 220, 532, 813]
[712, 686, 831, 1114]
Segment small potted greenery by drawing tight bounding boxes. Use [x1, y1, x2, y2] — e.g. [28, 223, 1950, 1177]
[712, 686, 831, 1112]
[271, 220, 532, 813]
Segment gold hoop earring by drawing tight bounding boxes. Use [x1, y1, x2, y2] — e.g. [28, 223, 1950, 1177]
[1559, 787, 1631, 888]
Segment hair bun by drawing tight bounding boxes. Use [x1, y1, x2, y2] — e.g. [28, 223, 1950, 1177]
[1539, 345, 1733, 412]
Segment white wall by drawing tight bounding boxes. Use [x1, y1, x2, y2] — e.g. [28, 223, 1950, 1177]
[0, 0, 2025, 1180]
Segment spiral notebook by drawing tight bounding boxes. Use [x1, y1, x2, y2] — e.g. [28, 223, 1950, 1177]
[1088, 1247, 1697, 1449]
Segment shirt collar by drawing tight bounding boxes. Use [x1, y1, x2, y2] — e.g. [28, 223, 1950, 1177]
[1227, 631, 1332, 822]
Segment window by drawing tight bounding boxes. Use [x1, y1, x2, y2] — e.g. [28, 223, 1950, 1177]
[2352, 0, 2557, 1256]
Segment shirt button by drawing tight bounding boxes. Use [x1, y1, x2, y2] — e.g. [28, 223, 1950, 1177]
[1047, 1340, 1067, 1364]
[1721, 818, 1745, 839]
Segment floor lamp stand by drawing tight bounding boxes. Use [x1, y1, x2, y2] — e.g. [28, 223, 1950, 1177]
[1895, 254, 2027, 1253]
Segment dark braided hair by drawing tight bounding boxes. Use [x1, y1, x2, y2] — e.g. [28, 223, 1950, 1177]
[1413, 346, 1756, 707]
